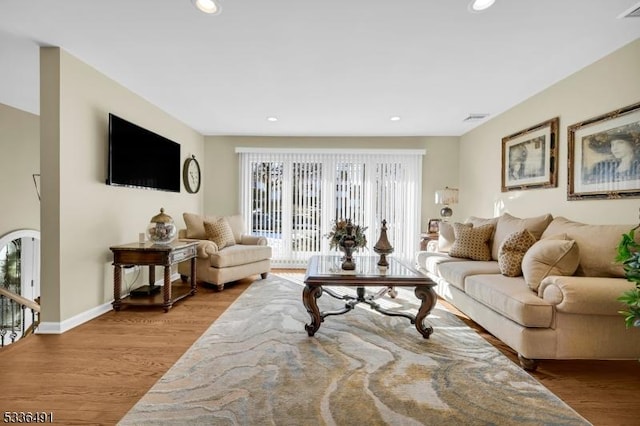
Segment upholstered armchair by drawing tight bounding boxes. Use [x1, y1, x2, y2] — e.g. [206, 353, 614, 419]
[177, 213, 272, 290]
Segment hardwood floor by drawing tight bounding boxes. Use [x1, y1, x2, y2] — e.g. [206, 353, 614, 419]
[1, 272, 638, 425]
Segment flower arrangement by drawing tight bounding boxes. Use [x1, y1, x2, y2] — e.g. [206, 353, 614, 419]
[326, 219, 368, 251]
[615, 226, 640, 328]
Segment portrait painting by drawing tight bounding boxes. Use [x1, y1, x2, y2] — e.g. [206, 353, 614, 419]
[501, 117, 559, 192]
[568, 101, 640, 200]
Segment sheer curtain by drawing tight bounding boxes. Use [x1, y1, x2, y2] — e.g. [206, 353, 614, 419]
[237, 148, 424, 267]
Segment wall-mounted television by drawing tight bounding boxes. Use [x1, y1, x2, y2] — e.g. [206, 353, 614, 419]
[107, 113, 181, 192]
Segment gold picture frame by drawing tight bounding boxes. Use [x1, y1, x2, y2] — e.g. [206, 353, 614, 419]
[501, 117, 559, 192]
[568, 101, 640, 200]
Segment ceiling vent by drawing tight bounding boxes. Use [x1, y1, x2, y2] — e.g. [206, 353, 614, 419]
[618, 2, 640, 18]
[463, 113, 490, 122]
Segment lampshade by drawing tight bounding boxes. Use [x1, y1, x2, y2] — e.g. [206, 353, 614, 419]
[434, 187, 459, 206]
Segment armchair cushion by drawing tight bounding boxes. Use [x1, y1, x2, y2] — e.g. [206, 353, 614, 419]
[184, 212, 212, 240]
[204, 218, 236, 249]
[210, 245, 273, 268]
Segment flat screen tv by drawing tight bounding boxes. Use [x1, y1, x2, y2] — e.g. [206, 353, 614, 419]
[107, 113, 181, 192]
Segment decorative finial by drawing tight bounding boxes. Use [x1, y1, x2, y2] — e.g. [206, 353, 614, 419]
[374, 219, 394, 267]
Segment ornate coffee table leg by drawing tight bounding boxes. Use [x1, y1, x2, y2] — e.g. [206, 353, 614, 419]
[414, 286, 437, 339]
[303, 284, 323, 336]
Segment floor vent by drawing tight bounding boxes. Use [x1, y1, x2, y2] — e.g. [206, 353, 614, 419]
[618, 2, 640, 18]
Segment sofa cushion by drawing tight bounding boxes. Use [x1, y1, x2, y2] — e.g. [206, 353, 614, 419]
[465, 216, 499, 228]
[204, 218, 236, 249]
[541, 216, 634, 277]
[437, 261, 501, 291]
[449, 223, 494, 261]
[437, 221, 460, 253]
[210, 244, 272, 268]
[498, 229, 536, 277]
[465, 274, 554, 328]
[522, 238, 580, 292]
[491, 213, 553, 260]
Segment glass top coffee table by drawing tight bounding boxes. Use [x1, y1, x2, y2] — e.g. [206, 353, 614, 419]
[303, 255, 437, 338]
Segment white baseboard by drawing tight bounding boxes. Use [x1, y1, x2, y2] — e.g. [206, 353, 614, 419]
[38, 302, 112, 334]
[37, 273, 181, 334]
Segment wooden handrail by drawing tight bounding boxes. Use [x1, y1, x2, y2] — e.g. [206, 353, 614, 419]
[0, 287, 40, 312]
[0, 287, 40, 348]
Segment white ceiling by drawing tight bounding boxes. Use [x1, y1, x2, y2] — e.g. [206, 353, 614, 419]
[1, 0, 639, 137]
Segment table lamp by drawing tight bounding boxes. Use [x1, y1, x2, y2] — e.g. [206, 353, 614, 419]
[435, 187, 459, 221]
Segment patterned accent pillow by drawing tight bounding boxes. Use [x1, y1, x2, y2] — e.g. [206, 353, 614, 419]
[204, 218, 236, 249]
[491, 213, 553, 260]
[498, 230, 537, 277]
[438, 221, 467, 253]
[449, 223, 494, 261]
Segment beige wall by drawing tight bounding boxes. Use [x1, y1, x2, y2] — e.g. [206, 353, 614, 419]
[203, 136, 460, 230]
[40, 47, 204, 325]
[0, 103, 40, 237]
[459, 39, 640, 224]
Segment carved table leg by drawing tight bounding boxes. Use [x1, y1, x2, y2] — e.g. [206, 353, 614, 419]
[113, 265, 122, 311]
[163, 265, 172, 312]
[414, 285, 437, 339]
[303, 284, 323, 336]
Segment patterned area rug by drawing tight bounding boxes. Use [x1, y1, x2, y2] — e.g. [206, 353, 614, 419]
[119, 275, 590, 425]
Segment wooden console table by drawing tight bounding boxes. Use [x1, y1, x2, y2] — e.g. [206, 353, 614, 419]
[110, 240, 198, 312]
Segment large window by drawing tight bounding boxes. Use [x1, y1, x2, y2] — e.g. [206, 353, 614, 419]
[238, 148, 424, 267]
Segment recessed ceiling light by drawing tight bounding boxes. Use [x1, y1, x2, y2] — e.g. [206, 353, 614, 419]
[266, 116, 278, 122]
[469, 0, 495, 12]
[390, 116, 401, 121]
[192, 0, 221, 15]
[463, 113, 490, 122]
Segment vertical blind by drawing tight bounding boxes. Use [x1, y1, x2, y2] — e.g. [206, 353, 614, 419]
[238, 148, 424, 267]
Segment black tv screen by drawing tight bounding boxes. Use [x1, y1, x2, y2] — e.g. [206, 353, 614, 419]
[107, 114, 181, 192]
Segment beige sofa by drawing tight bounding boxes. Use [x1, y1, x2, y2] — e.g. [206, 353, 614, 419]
[416, 213, 640, 370]
[177, 213, 272, 290]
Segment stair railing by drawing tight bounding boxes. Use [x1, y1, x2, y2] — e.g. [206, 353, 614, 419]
[0, 287, 40, 347]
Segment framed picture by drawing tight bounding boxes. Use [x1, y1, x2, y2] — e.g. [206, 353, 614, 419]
[568, 101, 640, 200]
[427, 219, 440, 234]
[501, 117, 559, 192]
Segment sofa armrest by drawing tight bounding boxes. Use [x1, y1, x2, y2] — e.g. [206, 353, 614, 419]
[539, 276, 633, 315]
[239, 234, 268, 246]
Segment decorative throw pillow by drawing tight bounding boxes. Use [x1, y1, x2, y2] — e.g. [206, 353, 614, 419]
[183, 212, 207, 240]
[521, 238, 580, 292]
[491, 213, 553, 260]
[204, 218, 236, 249]
[438, 221, 464, 253]
[498, 229, 536, 277]
[449, 223, 494, 261]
